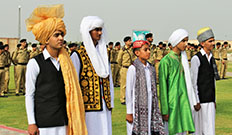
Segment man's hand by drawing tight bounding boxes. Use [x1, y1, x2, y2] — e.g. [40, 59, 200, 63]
[162, 115, 169, 122]
[28, 124, 39, 135]
[126, 114, 133, 123]
[194, 103, 201, 111]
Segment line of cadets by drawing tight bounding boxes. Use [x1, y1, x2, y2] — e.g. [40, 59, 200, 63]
[0, 34, 229, 98]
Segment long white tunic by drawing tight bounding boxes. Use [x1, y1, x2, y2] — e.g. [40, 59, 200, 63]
[190, 48, 215, 135]
[25, 49, 67, 135]
[125, 63, 152, 135]
[70, 49, 114, 135]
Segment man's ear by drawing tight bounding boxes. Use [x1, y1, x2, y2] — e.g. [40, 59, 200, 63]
[45, 40, 49, 45]
[200, 42, 204, 47]
[135, 50, 140, 57]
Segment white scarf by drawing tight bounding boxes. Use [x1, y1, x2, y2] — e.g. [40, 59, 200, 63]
[80, 16, 109, 78]
[168, 29, 197, 110]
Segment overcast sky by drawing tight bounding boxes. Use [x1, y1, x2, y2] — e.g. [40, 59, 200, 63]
[0, 0, 231, 44]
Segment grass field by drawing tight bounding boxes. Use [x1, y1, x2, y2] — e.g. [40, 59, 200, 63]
[0, 65, 231, 134]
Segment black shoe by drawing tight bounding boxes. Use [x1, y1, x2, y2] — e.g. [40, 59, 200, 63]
[121, 102, 126, 105]
[0, 95, 8, 98]
[3, 91, 8, 94]
[16, 94, 20, 96]
[23, 93, 25, 95]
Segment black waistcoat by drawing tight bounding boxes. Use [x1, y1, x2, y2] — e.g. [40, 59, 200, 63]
[196, 52, 215, 103]
[34, 53, 68, 128]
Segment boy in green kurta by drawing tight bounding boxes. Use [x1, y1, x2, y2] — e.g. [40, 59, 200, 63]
[159, 29, 195, 135]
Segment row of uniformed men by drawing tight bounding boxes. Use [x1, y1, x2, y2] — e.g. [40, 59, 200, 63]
[212, 41, 229, 79]
[0, 39, 46, 97]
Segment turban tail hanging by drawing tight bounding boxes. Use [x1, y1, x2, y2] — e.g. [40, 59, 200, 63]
[26, 4, 87, 135]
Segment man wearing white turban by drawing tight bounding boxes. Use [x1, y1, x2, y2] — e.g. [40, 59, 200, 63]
[159, 29, 195, 134]
[71, 16, 114, 135]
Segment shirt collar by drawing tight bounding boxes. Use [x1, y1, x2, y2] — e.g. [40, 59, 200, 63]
[42, 48, 51, 60]
[143, 62, 150, 68]
[42, 48, 59, 61]
[200, 48, 212, 58]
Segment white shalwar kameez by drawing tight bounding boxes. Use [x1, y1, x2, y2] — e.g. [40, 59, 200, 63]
[71, 46, 114, 135]
[25, 49, 67, 135]
[191, 49, 216, 135]
[125, 63, 152, 135]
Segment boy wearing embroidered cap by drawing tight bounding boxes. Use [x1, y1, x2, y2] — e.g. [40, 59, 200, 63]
[159, 29, 195, 135]
[126, 40, 164, 135]
[191, 27, 218, 135]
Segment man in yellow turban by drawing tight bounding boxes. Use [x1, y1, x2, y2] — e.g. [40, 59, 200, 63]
[25, 4, 87, 135]
[191, 27, 218, 135]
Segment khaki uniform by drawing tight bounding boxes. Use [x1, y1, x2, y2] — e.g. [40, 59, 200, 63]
[12, 48, 30, 94]
[4, 51, 11, 93]
[163, 48, 169, 57]
[0, 52, 6, 96]
[147, 45, 155, 65]
[11, 50, 18, 86]
[117, 45, 136, 103]
[110, 48, 120, 86]
[191, 49, 198, 56]
[212, 48, 221, 71]
[154, 47, 163, 83]
[220, 47, 228, 79]
[30, 50, 40, 59]
[186, 48, 192, 66]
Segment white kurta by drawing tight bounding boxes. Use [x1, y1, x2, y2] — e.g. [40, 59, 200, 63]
[125, 63, 152, 135]
[25, 49, 67, 135]
[190, 49, 216, 135]
[70, 49, 114, 135]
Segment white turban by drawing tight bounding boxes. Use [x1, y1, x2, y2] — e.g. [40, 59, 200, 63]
[168, 29, 188, 47]
[168, 29, 197, 110]
[80, 16, 109, 78]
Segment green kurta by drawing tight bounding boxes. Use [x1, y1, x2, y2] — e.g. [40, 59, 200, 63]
[159, 51, 195, 134]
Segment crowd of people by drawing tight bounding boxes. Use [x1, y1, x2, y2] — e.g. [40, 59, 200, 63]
[0, 3, 231, 135]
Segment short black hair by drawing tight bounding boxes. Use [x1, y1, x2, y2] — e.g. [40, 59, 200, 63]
[115, 42, 121, 46]
[4, 44, 9, 48]
[17, 44, 21, 48]
[68, 43, 77, 48]
[133, 48, 140, 56]
[32, 43, 37, 48]
[224, 41, 228, 45]
[123, 36, 131, 42]
[0, 41, 3, 46]
[108, 42, 114, 45]
[162, 43, 167, 47]
[20, 39, 27, 43]
[145, 33, 153, 39]
[0, 44, 4, 49]
[168, 43, 171, 46]
[216, 42, 221, 46]
[158, 41, 163, 45]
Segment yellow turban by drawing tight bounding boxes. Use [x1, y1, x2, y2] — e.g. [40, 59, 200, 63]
[26, 4, 87, 135]
[26, 4, 66, 44]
